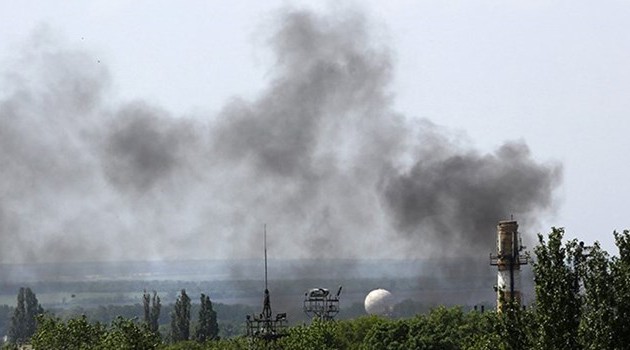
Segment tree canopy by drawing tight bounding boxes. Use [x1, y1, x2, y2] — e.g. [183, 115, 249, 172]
[8, 287, 44, 344]
[170, 289, 191, 343]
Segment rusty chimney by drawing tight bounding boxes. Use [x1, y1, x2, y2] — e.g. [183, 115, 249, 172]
[490, 220, 529, 311]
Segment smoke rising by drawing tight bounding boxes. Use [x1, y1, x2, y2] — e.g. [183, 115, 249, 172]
[103, 103, 199, 193]
[0, 10, 561, 266]
[381, 141, 561, 256]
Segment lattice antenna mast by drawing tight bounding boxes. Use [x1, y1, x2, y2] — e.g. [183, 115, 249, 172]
[245, 224, 287, 342]
[261, 224, 272, 320]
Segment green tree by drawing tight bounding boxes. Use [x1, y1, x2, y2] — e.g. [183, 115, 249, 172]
[278, 319, 344, 350]
[8, 287, 44, 344]
[612, 230, 630, 349]
[361, 307, 482, 350]
[30, 315, 105, 350]
[31, 315, 159, 350]
[336, 315, 384, 350]
[170, 289, 191, 342]
[194, 293, 219, 342]
[497, 301, 534, 350]
[409, 306, 467, 349]
[144, 290, 161, 334]
[462, 310, 503, 350]
[578, 241, 615, 349]
[532, 228, 582, 350]
[100, 316, 161, 350]
[144, 290, 151, 329]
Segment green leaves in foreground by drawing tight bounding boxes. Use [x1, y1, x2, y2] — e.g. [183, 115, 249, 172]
[31, 315, 159, 350]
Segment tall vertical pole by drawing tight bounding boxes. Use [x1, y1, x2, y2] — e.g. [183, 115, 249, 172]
[264, 224, 268, 292]
[262, 224, 272, 320]
[510, 230, 515, 302]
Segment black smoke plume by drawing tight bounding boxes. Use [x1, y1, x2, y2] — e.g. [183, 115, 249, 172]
[0, 10, 561, 266]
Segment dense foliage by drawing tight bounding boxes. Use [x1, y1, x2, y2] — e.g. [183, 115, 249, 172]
[8, 287, 44, 344]
[194, 293, 219, 342]
[170, 289, 191, 342]
[531, 228, 630, 350]
[30, 315, 160, 350]
[143, 290, 161, 334]
[4, 228, 630, 349]
[17, 308, 527, 350]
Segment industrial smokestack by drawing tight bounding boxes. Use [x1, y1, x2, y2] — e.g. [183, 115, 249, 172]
[490, 220, 529, 311]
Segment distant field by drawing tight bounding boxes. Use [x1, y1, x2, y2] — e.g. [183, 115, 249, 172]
[0, 292, 145, 308]
[0, 258, 492, 282]
[0, 258, 534, 309]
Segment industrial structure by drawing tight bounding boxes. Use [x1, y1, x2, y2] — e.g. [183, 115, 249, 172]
[490, 220, 529, 311]
[245, 225, 287, 342]
[303, 286, 342, 321]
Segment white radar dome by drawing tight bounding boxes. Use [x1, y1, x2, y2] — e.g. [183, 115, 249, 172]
[364, 288, 394, 316]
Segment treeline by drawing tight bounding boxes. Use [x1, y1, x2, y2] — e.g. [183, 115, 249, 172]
[3, 228, 630, 349]
[28, 309, 508, 349]
[0, 293, 433, 340]
[3, 289, 221, 347]
[51, 301, 254, 338]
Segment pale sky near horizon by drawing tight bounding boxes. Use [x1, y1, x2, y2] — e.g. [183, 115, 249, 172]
[1, 0, 629, 257]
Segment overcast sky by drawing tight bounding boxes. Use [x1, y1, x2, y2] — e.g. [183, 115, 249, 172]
[1, 0, 628, 262]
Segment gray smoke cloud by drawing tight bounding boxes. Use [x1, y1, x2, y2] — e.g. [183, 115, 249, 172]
[0, 9, 561, 266]
[103, 103, 199, 193]
[381, 140, 561, 256]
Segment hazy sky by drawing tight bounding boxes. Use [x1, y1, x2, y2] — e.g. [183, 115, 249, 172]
[1, 0, 628, 262]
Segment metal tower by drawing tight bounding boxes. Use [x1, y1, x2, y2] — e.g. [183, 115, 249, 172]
[245, 225, 287, 342]
[303, 286, 342, 321]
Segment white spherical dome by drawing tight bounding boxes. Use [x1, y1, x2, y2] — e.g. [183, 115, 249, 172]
[364, 288, 394, 315]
